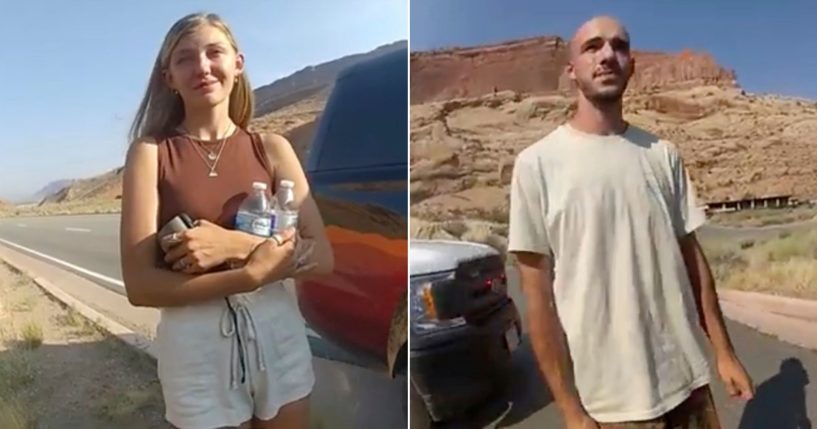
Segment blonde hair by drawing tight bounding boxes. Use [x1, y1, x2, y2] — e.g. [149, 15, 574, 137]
[129, 12, 254, 141]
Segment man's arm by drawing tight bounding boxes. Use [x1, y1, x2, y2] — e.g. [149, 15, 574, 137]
[515, 251, 594, 427]
[679, 232, 754, 400]
[667, 145, 754, 399]
[678, 232, 734, 356]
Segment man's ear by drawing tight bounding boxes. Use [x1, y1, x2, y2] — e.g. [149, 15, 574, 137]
[628, 56, 636, 80]
[565, 62, 576, 82]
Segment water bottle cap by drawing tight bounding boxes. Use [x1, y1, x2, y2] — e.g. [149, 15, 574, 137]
[252, 181, 268, 190]
[280, 180, 295, 188]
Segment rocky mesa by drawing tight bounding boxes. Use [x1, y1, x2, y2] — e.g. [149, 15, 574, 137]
[410, 36, 738, 104]
[410, 36, 817, 247]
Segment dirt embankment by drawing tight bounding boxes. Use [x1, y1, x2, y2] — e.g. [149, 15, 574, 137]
[0, 262, 168, 428]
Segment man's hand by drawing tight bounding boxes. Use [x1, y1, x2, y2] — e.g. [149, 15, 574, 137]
[161, 220, 238, 273]
[565, 413, 599, 429]
[515, 252, 593, 429]
[717, 353, 755, 400]
[680, 233, 755, 401]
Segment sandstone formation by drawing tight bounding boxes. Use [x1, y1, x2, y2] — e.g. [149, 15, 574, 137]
[410, 35, 817, 250]
[410, 36, 738, 104]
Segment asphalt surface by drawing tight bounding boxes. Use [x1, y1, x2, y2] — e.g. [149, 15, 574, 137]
[0, 213, 406, 428]
[0, 214, 122, 280]
[436, 223, 817, 428]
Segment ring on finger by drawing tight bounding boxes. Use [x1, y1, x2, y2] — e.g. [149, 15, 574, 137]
[271, 233, 283, 246]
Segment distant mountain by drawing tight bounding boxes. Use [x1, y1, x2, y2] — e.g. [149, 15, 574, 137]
[253, 40, 407, 116]
[39, 168, 122, 205]
[34, 40, 407, 209]
[31, 179, 74, 203]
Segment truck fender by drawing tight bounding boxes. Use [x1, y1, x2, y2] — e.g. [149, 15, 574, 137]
[386, 290, 407, 377]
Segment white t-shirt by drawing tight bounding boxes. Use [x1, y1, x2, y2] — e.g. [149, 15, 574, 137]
[507, 123, 712, 423]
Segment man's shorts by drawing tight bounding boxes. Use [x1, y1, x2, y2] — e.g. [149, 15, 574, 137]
[599, 386, 721, 429]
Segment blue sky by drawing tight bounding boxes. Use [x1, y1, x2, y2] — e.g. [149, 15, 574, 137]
[0, 0, 406, 202]
[411, 0, 817, 100]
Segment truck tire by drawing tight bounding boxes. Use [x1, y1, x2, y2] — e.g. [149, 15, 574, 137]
[410, 381, 432, 429]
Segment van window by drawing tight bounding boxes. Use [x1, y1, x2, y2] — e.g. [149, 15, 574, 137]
[315, 55, 408, 171]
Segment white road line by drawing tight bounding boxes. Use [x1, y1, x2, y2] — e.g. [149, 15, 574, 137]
[0, 237, 320, 339]
[0, 238, 124, 288]
[65, 227, 92, 233]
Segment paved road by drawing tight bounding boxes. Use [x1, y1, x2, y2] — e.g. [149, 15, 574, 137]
[0, 214, 122, 280]
[1, 215, 327, 341]
[442, 252, 817, 428]
[0, 213, 406, 428]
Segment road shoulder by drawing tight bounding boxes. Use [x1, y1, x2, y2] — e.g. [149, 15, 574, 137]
[0, 242, 158, 343]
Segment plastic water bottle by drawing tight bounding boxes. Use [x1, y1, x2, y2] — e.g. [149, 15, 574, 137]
[272, 180, 298, 233]
[235, 181, 273, 237]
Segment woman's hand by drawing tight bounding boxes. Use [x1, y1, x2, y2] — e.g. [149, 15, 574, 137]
[161, 220, 238, 274]
[245, 228, 317, 285]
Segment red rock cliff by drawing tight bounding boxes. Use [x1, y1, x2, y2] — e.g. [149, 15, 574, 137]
[410, 36, 738, 104]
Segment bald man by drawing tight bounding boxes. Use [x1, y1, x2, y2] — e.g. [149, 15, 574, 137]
[507, 16, 754, 429]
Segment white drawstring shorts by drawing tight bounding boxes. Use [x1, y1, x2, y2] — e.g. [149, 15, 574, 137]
[155, 283, 315, 429]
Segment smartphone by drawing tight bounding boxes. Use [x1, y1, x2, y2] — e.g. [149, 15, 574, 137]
[158, 213, 195, 240]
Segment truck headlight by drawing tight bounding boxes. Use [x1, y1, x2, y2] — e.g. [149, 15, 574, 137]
[409, 271, 466, 332]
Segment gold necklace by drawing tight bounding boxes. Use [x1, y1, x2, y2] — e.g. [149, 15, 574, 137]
[183, 124, 235, 177]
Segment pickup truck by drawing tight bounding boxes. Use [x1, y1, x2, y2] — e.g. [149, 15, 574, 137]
[296, 46, 408, 378]
[410, 239, 522, 426]
[295, 43, 520, 427]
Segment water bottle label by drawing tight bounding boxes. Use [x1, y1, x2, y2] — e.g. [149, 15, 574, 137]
[273, 210, 298, 232]
[269, 212, 278, 231]
[236, 212, 271, 237]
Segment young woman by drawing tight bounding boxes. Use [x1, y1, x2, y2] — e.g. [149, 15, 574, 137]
[120, 12, 334, 429]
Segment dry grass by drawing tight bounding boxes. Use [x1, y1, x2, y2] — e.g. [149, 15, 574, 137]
[95, 389, 156, 421]
[10, 296, 35, 312]
[0, 261, 168, 428]
[701, 229, 817, 299]
[708, 204, 817, 227]
[18, 322, 43, 350]
[0, 349, 36, 429]
[54, 310, 98, 337]
[0, 350, 35, 393]
[0, 396, 36, 429]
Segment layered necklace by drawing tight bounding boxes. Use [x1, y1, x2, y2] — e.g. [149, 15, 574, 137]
[180, 124, 235, 178]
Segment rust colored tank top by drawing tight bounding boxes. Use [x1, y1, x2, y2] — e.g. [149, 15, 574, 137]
[157, 128, 274, 230]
